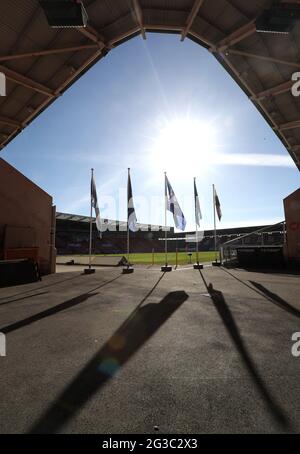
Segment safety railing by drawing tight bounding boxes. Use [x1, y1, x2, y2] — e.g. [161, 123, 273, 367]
[220, 221, 286, 266]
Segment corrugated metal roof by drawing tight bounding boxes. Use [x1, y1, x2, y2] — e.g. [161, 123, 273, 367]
[0, 0, 300, 170]
[56, 211, 163, 230]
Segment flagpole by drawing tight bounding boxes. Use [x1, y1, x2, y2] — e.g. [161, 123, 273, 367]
[88, 168, 94, 270]
[164, 172, 168, 266]
[127, 168, 130, 265]
[195, 177, 199, 264]
[213, 184, 218, 263]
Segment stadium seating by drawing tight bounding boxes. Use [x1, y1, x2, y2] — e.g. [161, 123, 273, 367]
[55, 215, 285, 256]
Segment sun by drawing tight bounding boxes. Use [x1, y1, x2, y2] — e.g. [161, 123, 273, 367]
[149, 116, 218, 176]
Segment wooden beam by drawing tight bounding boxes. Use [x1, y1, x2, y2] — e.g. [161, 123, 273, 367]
[252, 80, 294, 100]
[188, 29, 215, 48]
[0, 44, 99, 62]
[212, 21, 256, 52]
[289, 144, 300, 153]
[0, 48, 106, 149]
[22, 49, 104, 128]
[0, 127, 20, 150]
[220, 53, 293, 154]
[132, 0, 146, 39]
[181, 0, 205, 41]
[278, 119, 300, 131]
[0, 65, 55, 97]
[226, 49, 300, 69]
[53, 48, 104, 96]
[146, 24, 182, 32]
[77, 25, 108, 47]
[130, 23, 214, 48]
[141, 24, 213, 48]
[0, 115, 21, 128]
[108, 27, 140, 47]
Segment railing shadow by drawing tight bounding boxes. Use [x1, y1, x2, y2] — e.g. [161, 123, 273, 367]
[29, 288, 188, 433]
[0, 272, 86, 302]
[199, 270, 290, 430]
[0, 275, 122, 334]
[249, 281, 300, 319]
[0, 291, 49, 307]
[221, 267, 300, 320]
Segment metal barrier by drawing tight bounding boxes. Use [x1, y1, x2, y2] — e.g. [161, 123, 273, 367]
[220, 221, 286, 266]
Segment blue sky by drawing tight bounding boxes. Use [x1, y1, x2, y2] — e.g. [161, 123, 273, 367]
[2, 33, 299, 231]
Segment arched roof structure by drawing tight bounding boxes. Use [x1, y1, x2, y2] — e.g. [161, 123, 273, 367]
[0, 0, 300, 170]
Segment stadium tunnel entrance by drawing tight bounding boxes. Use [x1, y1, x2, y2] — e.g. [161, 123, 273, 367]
[1, 1, 300, 279]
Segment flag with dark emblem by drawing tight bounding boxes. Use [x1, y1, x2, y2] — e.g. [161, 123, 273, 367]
[166, 175, 186, 231]
[214, 186, 222, 221]
[91, 173, 102, 238]
[194, 178, 202, 227]
[127, 169, 137, 232]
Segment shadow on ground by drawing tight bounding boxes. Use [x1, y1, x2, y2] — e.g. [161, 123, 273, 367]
[0, 273, 86, 302]
[29, 286, 188, 433]
[249, 281, 300, 319]
[0, 291, 49, 307]
[199, 270, 291, 430]
[221, 267, 300, 320]
[0, 275, 122, 334]
[223, 264, 300, 276]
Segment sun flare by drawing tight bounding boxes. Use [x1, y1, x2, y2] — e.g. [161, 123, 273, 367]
[149, 116, 219, 176]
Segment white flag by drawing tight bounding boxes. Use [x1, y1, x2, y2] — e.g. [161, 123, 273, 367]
[166, 175, 186, 231]
[91, 173, 102, 238]
[194, 178, 202, 227]
[214, 186, 222, 221]
[128, 170, 137, 232]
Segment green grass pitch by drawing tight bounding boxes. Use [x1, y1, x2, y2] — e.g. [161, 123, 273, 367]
[97, 251, 218, 265]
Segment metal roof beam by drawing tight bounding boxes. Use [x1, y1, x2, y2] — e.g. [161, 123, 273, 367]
[108, 26, 140, 47]
[146, 24, 182, 32]
[278, 119, 300, 131]
[212, 21, 256, 52]
[0, 64, 56, 97]
[77, 25, 108, 47]
[188, 29, 214, 47]
[0, 128, 19, 149]
[219, 53, 293, 152]
[181, 0, 205, 41]
[252, 80, 294, 100]
[226, 49, 300, 69]
[0, 47, 104, 149]
[25, 48, 104, 121]
[132, 0, 146, 39]
[0, 44, 99, 62]
[289, 144, 300, 153]
[108, 21, 213, 48]
[0, 115, 22, 128]
[142, 24, 214, 48]
[53, 48, 104, 96]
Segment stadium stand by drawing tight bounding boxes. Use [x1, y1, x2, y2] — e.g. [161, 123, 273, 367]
[56, 213, 168, 255]
[55, 212, 285, 256]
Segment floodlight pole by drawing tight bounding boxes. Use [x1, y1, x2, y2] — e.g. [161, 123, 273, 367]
[88, 168, 94, 269]
[213, 184, 218, 262]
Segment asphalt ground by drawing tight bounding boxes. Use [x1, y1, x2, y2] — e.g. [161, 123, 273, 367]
[0, 265, 299, 434]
